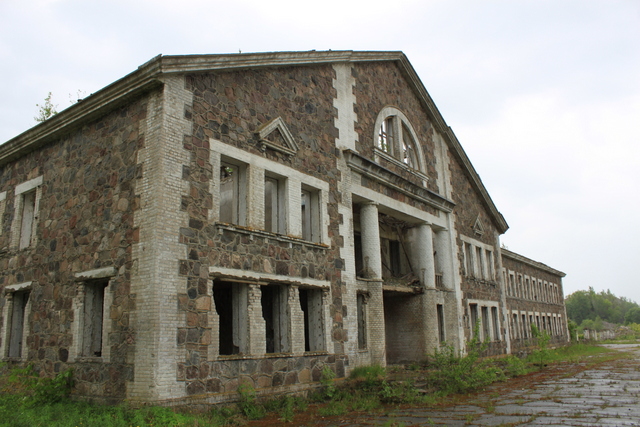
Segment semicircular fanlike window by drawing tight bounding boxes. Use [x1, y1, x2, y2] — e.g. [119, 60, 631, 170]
[373, 107, 426, 175]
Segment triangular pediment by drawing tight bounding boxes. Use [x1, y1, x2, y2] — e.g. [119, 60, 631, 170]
[256, 117, 298, 156]
[473, 216, 485, 236]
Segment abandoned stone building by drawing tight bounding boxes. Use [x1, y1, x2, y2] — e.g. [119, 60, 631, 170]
[0, 50, 568, 404]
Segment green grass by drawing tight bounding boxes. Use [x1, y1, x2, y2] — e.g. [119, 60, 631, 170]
[0, 343, 629, 426]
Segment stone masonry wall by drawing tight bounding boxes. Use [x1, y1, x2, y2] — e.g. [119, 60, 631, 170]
[0, 97, 148, 401]
[352, 62, 440, 195]
[502, 252, 568, 350]
[178, 65, 347, 396]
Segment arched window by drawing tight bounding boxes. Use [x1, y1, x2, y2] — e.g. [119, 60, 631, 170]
[373, 107, 426, 175]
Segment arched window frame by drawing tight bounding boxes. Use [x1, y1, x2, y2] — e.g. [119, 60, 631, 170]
[373, 107, 428, 182]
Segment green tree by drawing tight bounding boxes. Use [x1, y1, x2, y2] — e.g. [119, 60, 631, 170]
[625, 307, 640, 324]
[34, 92, 58, 122]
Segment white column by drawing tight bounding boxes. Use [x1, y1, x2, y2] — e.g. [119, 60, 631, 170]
[360, 203, 382, 280]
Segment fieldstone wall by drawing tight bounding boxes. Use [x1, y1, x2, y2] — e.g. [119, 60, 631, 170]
[352, 62, 440, 195]
[178, 65, 348, 396]
[0, 97, 148, 401]
[502, 250, 568, 350]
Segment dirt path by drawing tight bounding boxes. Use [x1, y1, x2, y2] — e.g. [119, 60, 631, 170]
[254, 344, 640, 426]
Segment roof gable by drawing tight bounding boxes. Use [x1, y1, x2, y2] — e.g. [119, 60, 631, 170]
[0, 50, 508, 233]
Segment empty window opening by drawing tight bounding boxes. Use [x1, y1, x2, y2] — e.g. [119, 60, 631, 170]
[299, 288, 324, 352]
[485, 250, 494, 280]
[476, 247, 485, 279]
[469, 304, 479, 337]
[354, 233, 364, 278]
[301, 188, 320, 242]
[464, 243, 474, 276]
[377, 117, 394, 154]
[82, 281, 107, 357]
[357, 293, 367, 349]
[401, 124, 418, 168]
[213, 281, 248, 355]
[437, 304, 446, 343]
[512, 313, 519, 339]
[19, 191, 36, 249]
[481, 306, 490, 340]
[261, 285, 289, 353]
[219, 162, 246, 225]
[522, 314, 528, 338]
[491, 307, 499, 340]
[8, 291, 30, 358]
[264, 176, 285, 234]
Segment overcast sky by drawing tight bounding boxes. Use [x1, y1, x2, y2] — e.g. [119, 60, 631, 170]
[1, 0, 639, 303]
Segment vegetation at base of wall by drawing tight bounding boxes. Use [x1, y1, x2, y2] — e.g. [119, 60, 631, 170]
[0, 344, 629, 426]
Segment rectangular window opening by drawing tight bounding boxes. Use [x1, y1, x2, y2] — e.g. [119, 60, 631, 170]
[8, 291, 30, 358]
[437, 304, 445, 343]
[481, 306, 490, 340]
[19, 191, 36, 249]
[299, 288, 324, 352]
[464, 243, 474, 276]
[261, 285, 288, 353]
[357, 293, 367, 350]
[82, 281, 107, 357]
[476, 247, 485, 279]
[469, 303, 479, 337]
[491, 307, 499, 341]
[265, 176, 286, 234]
[219, 161, 246, 225]
[213, 281, 248, 355]
[301, 188, 320, 243]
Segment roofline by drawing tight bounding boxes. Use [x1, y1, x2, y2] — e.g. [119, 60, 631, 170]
[501, 248, 566, 278]
[0, 50, 509, 233]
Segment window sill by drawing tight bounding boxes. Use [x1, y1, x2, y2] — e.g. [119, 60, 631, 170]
[373, 147, 429, 183]
[216, 223, 329, 249]
[215, 351, 329, 361]
[74, 356, 104, 363]
[3, 357, 26, 362]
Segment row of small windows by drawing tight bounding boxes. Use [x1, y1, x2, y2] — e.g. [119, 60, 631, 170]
[463, 242, 495, 281]
[469, 303, 501, 342]
[213, 281, 327, 355]
[510, 311, 565, 340]
[505, 271, 561, 304]
[218, 157, 323, 243]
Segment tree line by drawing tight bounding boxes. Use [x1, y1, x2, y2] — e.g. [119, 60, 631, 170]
[565, 287, 640, 330]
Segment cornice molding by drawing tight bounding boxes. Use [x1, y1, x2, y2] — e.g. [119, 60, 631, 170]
[344, 149, 455, 213]
[501, 248, 566, 278]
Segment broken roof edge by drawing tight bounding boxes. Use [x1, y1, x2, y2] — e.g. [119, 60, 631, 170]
[0, 50, 509, 234]
[501, 248, 566, 278]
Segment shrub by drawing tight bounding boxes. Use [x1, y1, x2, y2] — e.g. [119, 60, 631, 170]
[426, 328, 502, 394]
[236, 383, 265, 420]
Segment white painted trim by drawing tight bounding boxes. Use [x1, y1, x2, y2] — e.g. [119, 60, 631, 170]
[3, 281, 33, 293]
[0, 191, 6, 202]
[210, 139, 329, 192]
[14, 176, 43, 195]
[74, 267, 117, 281]
[350, 182, 445, 228]
[209, 266, 330, 289]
